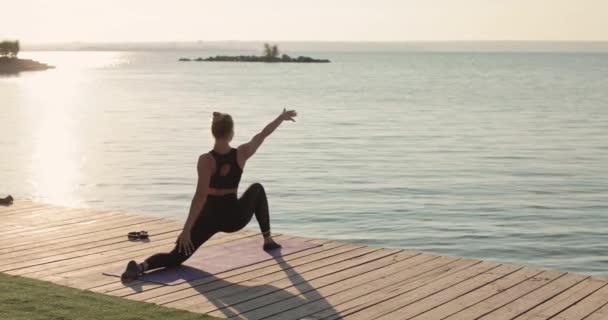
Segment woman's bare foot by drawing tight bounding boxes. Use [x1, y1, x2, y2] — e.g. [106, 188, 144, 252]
[120, 260, 144, 283]
[263, 236, 282, 251]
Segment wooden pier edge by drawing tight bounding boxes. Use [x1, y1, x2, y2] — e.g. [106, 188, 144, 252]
[1, 200, 607, 320]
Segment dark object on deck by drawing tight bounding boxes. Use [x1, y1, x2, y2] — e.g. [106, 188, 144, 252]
[178, 58, 191, 61]
[0, 57, 55, 74]
[127, 231, 149, 241]
[0, 195, 13, 205]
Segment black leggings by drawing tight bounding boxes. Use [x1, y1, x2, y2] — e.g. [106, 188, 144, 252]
[144, 182, 271, 270]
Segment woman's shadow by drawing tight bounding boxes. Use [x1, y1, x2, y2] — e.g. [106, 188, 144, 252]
[131, 254, 339, 319]
[188, 254, 338, 319]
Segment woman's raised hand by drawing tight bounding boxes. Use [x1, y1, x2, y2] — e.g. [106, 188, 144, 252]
[281, 108, 297, 122]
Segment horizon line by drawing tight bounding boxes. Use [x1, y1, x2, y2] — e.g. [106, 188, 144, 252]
[17, 40, 608, 44]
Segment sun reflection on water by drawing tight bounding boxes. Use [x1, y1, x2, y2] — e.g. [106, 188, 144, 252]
[16, 51, 128, 206]
[20, 51, 129, 70]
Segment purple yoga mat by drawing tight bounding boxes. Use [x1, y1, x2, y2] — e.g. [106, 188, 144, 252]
[104, 237, 321, 285]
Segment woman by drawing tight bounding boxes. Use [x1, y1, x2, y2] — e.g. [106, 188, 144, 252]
[121, 108, 297, 282]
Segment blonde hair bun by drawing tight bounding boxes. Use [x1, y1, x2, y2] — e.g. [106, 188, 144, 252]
[211, 112, 234, 139]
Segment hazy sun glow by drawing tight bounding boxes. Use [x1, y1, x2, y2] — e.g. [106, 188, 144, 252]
[2, 0, 608, 42]
[26, 74, 82, 205]
[16, 52, 126, 206]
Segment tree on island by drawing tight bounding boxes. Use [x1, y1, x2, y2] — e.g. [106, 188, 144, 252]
[0, 40, 20, 58]
[263, 43, 279, 61]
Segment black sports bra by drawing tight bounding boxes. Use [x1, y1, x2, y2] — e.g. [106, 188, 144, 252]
[209, 148, 243, 189]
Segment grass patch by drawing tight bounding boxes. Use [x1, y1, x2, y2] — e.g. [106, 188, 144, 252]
[0, 273, 220, 320]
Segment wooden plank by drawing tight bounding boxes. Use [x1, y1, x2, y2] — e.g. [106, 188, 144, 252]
[0, 216, 166, 252]
[1, 207, 146, 226]
[51, 231, 261, 287]
[0, 202, 92, 218]
[159, 246, 393, 310]
[0, 224, 182, 272]
[0, 206, 52, 218]
[0, 220, 180, 264]
[214, 252, 436, 320]
[443, 270, 565, 320]
[0, 211, 131, 238]
[0, 211, 113, 232]
[0, 207, 89, 224]
[0, 206, 147, 228]
[0, 210, 125, 234]
[35, 231, 261, 289]
[0, 199, 35, 208]
[128, 242, 375, 305]
[9, 234, 179, 275]
[197, 249, 419, 318]
[373, 264, 523, 320]
[476, 273, 588, 320]
[410, 267, 544, 320]
[0, 202, 50, 214]
[321, 261, 498, 320]
[584, 301, 608, 320]
[516, 278, 607, 320]
[161, 248, 399, 317]
[141, 242, 370, 305]
[10, 231, 257, 277]
[1, 204, 79, 219]
[0, 213, 148, 243]
[94, 235, 323, 295]
[0, 216, 166, 253]
[265, 257, 478, 320]
[549, 284, 608, 320]
[109, 238, 348, 299]
[1, 212, 148, 243]
[3, 202, 607, 320]
[0, 220, 180, 258]
[84, 234, 302, 293]
[0, 221, 181, 269]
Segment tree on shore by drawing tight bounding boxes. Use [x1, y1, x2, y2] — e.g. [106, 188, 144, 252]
[0, 40, 20, 58]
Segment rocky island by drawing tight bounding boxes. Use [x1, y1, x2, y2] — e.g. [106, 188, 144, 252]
[179, 43, 330, 63]
[0, 41, 55, 74]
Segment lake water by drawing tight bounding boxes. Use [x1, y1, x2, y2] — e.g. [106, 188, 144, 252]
[1, 47, 607, 276]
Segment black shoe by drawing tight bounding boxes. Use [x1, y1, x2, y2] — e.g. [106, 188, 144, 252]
[121, 260, 143, 282]
[263, 241, 282, 251]
[127, 231, 149, 241]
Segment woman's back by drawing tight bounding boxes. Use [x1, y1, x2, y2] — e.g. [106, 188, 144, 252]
[208, 148, 243, 189]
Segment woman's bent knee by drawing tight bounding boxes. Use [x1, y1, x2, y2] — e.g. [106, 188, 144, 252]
[250, 183, 265, 194]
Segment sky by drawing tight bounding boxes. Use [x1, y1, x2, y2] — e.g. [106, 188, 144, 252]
[2, 0, 608, 43]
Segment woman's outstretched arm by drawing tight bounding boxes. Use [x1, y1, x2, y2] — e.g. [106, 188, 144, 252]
[176, 154, 212, 255]
[238, 108, 297, 162]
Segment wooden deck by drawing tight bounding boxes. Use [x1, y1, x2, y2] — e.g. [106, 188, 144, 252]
[1, 201, 608, 320]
